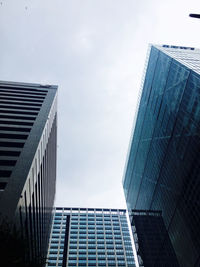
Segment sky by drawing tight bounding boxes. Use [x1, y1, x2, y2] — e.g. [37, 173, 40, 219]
[0, 0, 200, 209]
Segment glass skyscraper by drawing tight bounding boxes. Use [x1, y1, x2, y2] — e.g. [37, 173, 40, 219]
[47, 207, 135, 267]
[123, 45, 200, 266]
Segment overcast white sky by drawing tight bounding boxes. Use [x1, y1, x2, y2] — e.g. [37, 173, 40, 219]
[0, 0, 200, 209]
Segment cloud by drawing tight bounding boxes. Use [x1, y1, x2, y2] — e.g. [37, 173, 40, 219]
[0, 0, 200, 209]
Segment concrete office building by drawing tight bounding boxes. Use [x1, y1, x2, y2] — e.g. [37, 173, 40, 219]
[47, 207, 135, 267]
[0, 81, 57, 262]
[123, 45, 200, 266]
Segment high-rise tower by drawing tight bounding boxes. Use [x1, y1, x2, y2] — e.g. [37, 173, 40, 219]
[123, 45, 200, 267]
[0, 80, 57, 262]
[47, 207, 135, 267]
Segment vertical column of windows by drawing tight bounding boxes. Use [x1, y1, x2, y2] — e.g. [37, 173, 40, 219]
[89, 213, 97, 266]
[81, 214, 88, 267]
[121, 215, 135, 267]
[111, 214, 120, 267]
[48, 212, 66, 266]
[106, 213, 116, 267]
[97, 213, 105, 267]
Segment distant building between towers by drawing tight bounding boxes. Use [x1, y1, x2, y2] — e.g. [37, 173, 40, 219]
[46, 207, 136, 267]
[123, 44, 200, 267]
[0, 81, 57, 262]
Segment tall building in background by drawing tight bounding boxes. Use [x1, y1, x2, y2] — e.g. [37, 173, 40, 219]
[47, 207, 135, 267]
[123, 45, 200, 267]
[0, 81, 57, 261]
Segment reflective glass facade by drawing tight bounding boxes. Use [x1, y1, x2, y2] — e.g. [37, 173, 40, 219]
[123, 45, 200, 267]
[47, 208, 135, 267]
[131, 210, 179, 267]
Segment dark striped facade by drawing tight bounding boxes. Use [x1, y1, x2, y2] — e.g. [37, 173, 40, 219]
[0, 81, 57, 262]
